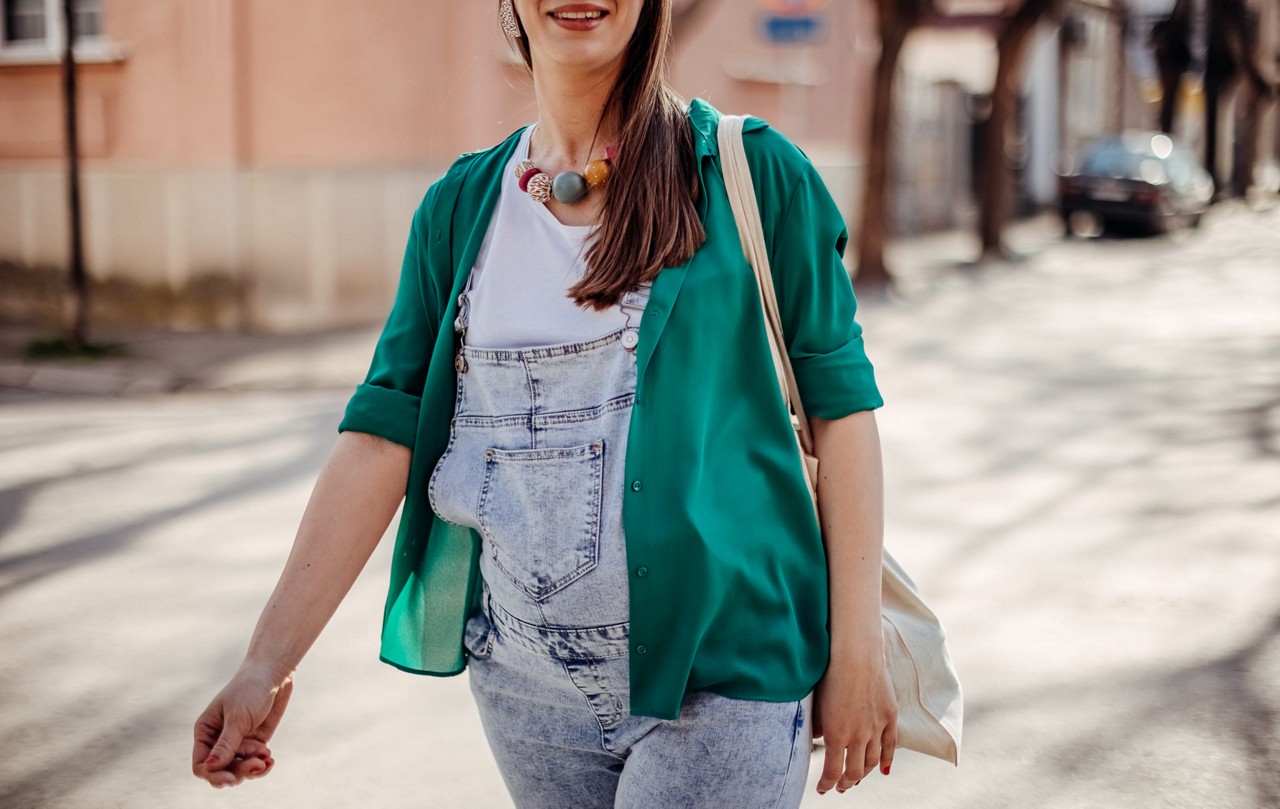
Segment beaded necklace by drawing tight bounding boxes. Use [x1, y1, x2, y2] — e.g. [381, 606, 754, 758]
[515, 123, 616, 206]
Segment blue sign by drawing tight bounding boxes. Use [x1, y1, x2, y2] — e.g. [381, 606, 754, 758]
[759, 13, 826, 45]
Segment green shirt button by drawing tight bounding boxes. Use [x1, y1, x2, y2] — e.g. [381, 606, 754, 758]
[630, 480, 643, 492]
[636, 644, 648, 655]
[636, 566, 649, 578]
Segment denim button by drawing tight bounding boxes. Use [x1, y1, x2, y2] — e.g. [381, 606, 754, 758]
[630, 480, 642, 492]
[635, 566, 648, 578]
[636, 644, 648, 655]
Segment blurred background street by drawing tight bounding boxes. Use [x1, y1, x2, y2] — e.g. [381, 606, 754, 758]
[2, 0, 1279, 807]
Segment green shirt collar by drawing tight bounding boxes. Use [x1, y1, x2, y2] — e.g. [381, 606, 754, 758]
[687, 97, 769, 160]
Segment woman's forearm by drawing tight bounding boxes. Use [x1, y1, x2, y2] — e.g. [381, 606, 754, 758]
[810, 410, 886, 659]
[241, 430, 412, 681]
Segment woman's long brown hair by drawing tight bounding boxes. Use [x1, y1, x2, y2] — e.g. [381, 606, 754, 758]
[509, 0, 705, 311]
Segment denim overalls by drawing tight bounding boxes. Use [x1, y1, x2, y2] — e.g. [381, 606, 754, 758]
[427, 267, 812, 809]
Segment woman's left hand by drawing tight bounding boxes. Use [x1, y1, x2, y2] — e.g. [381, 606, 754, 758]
[812, 642, 897, 794]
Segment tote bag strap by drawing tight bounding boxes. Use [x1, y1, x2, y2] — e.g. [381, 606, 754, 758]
[719, 113, 964, 766]
[717, 114, 817, 464]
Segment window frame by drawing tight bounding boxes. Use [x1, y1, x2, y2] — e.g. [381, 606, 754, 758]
[0, 0, 122, 65]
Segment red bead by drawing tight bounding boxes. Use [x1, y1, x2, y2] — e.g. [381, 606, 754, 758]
[518, 167, 543, 192]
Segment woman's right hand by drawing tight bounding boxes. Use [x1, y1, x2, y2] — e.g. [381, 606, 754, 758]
[188, 431, 409, 788]
[191, 663, 294, 788]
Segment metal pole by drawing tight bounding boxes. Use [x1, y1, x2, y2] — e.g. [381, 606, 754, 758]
[61, 0, 87, 350]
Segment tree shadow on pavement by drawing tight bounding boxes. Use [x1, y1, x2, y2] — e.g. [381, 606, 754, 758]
[0, 642, 251, 808]
[963, 604, 1280, 808]
[0, 409, 336, 600]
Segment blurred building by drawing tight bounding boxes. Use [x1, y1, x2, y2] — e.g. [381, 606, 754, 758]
[0, 0, 879, 332]
[3, 1, 1270, 332]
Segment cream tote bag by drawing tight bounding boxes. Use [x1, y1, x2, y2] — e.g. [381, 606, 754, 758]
[718, 114, 964, 765]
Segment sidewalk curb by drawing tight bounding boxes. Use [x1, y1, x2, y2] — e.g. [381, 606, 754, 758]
[0, 360, 186, 396]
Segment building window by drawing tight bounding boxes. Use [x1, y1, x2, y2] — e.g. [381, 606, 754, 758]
[71, 0, 101, 38]
[1, 0, 102, 49]
[3, 0, 47, 43]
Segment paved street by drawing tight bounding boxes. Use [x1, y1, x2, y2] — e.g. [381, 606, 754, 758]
[1, 201, 1278, 808]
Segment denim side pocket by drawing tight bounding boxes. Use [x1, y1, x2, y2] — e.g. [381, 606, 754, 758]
[462, 610, 494, 661]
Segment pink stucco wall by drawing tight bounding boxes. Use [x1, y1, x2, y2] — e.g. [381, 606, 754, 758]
[1, 0, 875, 168]
[0, 1, 879, 332]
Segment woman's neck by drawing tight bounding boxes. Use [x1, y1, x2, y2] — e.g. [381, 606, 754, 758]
[529, 61, 622, 172]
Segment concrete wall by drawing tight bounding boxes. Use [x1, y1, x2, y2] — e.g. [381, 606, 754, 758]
[0, 162, 442, 330]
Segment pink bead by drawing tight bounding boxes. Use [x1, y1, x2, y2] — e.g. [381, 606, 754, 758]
[604, 145, 617, 161]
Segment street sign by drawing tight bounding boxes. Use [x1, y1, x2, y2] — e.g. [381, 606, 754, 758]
[759, 13, 826, 45]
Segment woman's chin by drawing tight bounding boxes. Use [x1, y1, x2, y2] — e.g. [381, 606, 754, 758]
[539, 42, 624, 73]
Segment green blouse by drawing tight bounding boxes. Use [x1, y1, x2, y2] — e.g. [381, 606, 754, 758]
[338, 99, 883, 720]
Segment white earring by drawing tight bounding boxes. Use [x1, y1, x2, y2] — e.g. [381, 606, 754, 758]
[501, 0, 521, 38]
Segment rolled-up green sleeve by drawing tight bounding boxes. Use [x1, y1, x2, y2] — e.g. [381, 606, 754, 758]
[770, 159, 883, 419]
[338, 188, 441, 448]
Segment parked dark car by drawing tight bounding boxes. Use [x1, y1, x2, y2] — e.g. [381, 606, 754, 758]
[1059, 132, 1213, 235]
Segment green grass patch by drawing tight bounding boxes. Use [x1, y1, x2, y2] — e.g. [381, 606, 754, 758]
[22, 337, 128, 361]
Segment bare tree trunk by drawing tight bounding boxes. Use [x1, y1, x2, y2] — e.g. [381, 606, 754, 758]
[978, 0, 1063, 260]
[1203, 0, 1233, 193]
[1212, 0, 1278, 196]
[855, 0, 927, 289]
[61, 0, 87, 351]
[1151, 0, 1192, 133]
[1232, 78, 1260, 193]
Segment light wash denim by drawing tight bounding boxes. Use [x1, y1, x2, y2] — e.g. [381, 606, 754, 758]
[428, 272, 813, 808]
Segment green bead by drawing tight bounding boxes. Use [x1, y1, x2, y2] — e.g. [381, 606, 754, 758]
[551, 171, 589, 204]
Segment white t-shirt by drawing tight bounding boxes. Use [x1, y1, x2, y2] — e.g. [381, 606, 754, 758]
[464, 125, 629, 349]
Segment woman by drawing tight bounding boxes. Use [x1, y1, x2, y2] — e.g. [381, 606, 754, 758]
[191, 1, 895, 804]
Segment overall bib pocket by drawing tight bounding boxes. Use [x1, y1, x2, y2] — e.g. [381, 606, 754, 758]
[477, 439, 606, 601]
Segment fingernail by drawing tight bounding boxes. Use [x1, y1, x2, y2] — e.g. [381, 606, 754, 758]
[855, 779, 862, 786]
[204, 754, 217, 765]
[883, 764, 890, 775]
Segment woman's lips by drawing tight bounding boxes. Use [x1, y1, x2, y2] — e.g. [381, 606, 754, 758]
[548, 7, 608, 31]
